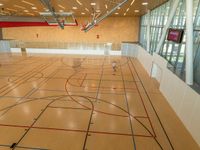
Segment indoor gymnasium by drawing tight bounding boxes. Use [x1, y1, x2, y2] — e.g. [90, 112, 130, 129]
[0, 0, 200, 150]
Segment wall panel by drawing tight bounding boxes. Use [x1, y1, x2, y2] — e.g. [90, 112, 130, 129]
[2, 17, 140, 48]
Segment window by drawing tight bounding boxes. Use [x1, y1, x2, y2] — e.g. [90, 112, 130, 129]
[139, 0, 200, 88]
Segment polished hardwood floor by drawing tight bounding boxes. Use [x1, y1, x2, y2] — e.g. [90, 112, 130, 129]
[0, 53, 199, 150]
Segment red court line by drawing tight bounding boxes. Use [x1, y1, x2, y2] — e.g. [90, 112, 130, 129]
[89, 131, 153, 138]
[0, 124, 153, 138]
[134, 116, 149, 119]
[68, 80, 138, 90]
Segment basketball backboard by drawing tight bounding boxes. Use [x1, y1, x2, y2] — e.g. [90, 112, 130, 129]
[39, 12, 78, 27]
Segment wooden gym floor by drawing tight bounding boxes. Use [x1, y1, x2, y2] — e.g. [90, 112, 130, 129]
[0, 54, 199, 150]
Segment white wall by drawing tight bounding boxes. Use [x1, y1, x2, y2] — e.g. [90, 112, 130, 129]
[122, 44, 153, 75]
[125, 44, 200, 146]
[0, 40, 11, 52]
[10, 48, 121, 56]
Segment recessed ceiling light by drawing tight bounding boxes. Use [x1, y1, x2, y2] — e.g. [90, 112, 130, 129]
[27, 12, 34, 16]
[142, 2, 148, 5]
[24, 10, 29, 12]
[115, 12, 119, 15]
[31, 7, 37, 10]
[91, 3, 96, 6]
[72, 7, 77, 10]
[59, 10, 64, 12]
[96, 10, 100, 13]
[124, 13, 126, 16]
[117, 7, 121, 10]
[81, 12, 85, 15]
[0, 3, 4, 6]
[134, 10, 139, 13]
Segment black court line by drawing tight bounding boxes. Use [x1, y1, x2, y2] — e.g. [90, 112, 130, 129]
[82, 98, 94, 150]
[12, 99, 56, 150]
[0, 63, 45, 91]
[129, 58, 174, 150]
[36, 89, 126, 95]
[0, 56, 171, 149]
[0, 143, 49, 150]
[0, 87, 38, 118]
[61, 58, 95, 150]
[0, 66, 62, 118]
[95, 57, 106, 102]
[119, 61, 137, 150]
[127, 59, 165, 149]
[0, 63, 53, 96]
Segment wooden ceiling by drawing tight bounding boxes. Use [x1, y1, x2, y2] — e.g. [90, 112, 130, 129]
[0, 0, 168, 17]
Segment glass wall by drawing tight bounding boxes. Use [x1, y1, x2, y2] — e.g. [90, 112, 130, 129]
[139, 15, 148, 49]
[193, 0, 200, 85]
[139, 0, 200, 87]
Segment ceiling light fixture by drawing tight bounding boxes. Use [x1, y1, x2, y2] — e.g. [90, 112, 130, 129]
[130, 0, 135, 6]
[134, 10, 139, 12]
[58, 4, 65, 9]
[96, 10, 100, 13]
[72, 7, 77, 10]
[142, 2, 148, 5]
[76, 0, 82, 5]
[91, 3, 96, 6]
[105, 4, 108, 9]
[7, 8, 17, 12]
[85, 8, 89, 12]
[0, 3, 4, 6]
[31, 7, 37, 10]
[27, 12, 34, 16]
[14, 5, 25, 9]
[21, 0, 34, 6]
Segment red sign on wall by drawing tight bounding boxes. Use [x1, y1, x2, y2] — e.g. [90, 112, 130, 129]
[167, 28, 184, 43]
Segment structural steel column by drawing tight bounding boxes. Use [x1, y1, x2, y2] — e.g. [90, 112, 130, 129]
[155, 0, 180, 53]
[186, 0, 194, 85]
[147, 10, 151, 52]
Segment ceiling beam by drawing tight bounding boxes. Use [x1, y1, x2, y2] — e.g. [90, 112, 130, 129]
[40, 0, 64, 29]
[83, 0, 128, 32]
